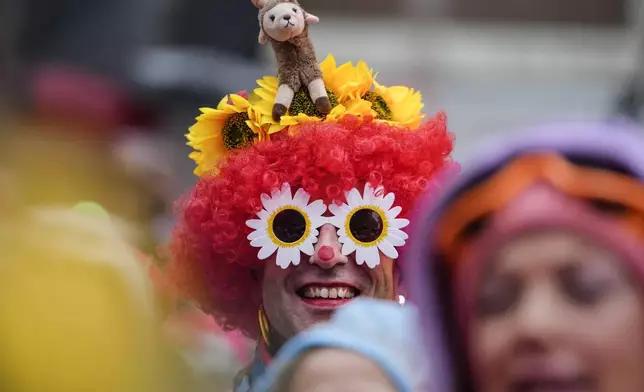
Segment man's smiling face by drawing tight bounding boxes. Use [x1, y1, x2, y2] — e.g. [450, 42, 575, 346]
[261, 223, 398, 343]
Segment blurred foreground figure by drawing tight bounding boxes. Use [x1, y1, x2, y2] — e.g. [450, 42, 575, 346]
[255, 123, 644, 392]
[0, 206, 197, 392]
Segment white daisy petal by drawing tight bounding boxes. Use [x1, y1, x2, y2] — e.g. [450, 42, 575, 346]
[261, 193, 277, 213]
[257, 241, 278, 260]
[389, 228, 409, 240]
[362, 183, 376, 204]
[276, 247, 289, 268]
[354, 247, 367, 265]
[300, 240, 315, 256]
[380, 192, 396, 211]
[378, 240, 399, 259]
[390, 218, 410, 229]
[276, 190, 292, 207]
[365, 250, 382, 268]
[341, 241, 357, 256]
[365, 246, 382, 268]
[312, 217, 331, 228]
[357, 246, 380, 267]
[247, 230, 267, 241]
[307, 199, 327, 217]
[328, 216, 344, 229]
[246, 219, 266, 231]
[346, 188, 363, 206]
[278, 247, 300, 268]
[386, 206, 402, 220]
[257, 209, 269, 221]
[293, 188, 311, 206]
[386, 234, 406, 247]
[329, 203, 349, 217]
[272, 183, 290, 199]
[251, 235, 271, 248]
[289, 247, 302, 266]
[309, 216, 324, 229]
[372, 185, 386, 200]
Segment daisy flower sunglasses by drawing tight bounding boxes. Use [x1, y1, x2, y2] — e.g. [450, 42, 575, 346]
[246, 183, 410, 269]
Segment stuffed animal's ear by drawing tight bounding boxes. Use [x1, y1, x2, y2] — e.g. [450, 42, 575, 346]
[305, 13, 320, 24]
[258, 29, 267, 44]
[251, 0, 266, 8]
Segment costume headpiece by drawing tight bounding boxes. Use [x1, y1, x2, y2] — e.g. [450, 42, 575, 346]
[171, 0, 455, 337]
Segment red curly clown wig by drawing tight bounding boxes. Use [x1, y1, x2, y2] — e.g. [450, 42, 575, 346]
[168, 114, 455, 338]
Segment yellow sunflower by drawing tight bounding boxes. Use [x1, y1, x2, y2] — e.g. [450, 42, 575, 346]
[280, 104, 347, 128]
[365, 81, 425, 129]
[186, 94, 258, 176]
[320, 54, 375, 102]
[280, 100, 375, 129]
[246, 104, 270, 142]
[251, 76, 288, 135]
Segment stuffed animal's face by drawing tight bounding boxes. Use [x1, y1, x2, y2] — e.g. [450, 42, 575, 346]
[260, 2, 316, 42]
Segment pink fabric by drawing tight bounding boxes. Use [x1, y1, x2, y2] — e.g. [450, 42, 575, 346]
[31, 66, 126, 127]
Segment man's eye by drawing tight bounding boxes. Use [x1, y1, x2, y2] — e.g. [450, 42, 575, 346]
[475, 276, 521, 318]
[559, 265, 613, 306]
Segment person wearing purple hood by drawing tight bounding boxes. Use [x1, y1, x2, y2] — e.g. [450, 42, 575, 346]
[252, 122, 644, 392]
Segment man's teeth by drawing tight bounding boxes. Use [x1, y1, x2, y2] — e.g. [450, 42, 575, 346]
[302, 287, 357, 299]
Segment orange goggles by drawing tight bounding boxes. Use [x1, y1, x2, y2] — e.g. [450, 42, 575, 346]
[436, 154, 644, 262]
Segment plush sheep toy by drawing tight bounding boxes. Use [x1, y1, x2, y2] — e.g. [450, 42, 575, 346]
[252, 0, 332, 121]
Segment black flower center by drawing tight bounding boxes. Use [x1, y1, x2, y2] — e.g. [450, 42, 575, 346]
[290, 88, 338, 117]
[222, 112, 255, 150]
[363, 92, 392, 121]
[273, 209, 307, 244]
[349, 208, 384, 243]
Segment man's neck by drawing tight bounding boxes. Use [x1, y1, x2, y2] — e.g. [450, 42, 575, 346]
[264, 328, 288, 357]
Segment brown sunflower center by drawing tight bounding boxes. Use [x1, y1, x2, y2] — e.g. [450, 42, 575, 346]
[290, 88, 339, 117]
[222, 112, 255, 150]
[363, 92, 392, 121]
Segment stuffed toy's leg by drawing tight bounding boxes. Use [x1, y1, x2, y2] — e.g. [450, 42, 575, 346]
[308, 78, 331, 114]
[273, 84, 295, 121]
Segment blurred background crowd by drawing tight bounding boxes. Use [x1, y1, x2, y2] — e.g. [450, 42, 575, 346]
[1, 0, 644, 390]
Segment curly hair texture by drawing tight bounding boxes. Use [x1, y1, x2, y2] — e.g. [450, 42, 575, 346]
[168, 114, 455, 338]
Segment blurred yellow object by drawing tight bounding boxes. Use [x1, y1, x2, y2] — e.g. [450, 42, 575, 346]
[72, 200, 112, 222]
[0, 207, 192, 392]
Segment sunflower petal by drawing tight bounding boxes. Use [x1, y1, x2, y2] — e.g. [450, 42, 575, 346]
[229, 94, 251, 110]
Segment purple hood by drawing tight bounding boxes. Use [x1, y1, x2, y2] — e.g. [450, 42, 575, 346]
[402, 121, 644, 392]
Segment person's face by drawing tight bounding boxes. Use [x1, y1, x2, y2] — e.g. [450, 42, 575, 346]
[262, 223, 398, 341]
[470, 231, 644, 392]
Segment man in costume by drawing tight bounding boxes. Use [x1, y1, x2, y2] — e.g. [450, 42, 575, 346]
[167, 1, 455, 390]
[252, 122, 644, 392]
